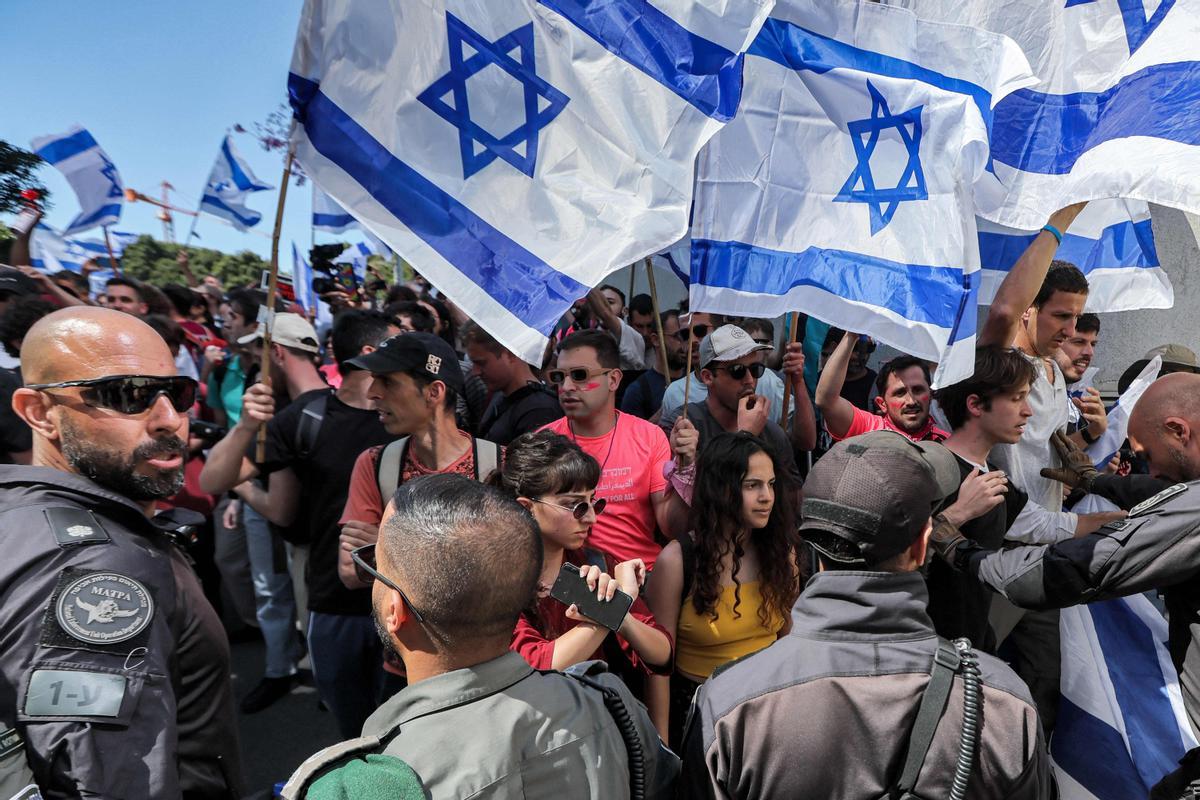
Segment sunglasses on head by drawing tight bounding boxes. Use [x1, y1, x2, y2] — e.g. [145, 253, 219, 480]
[710, 362, 766, 380]
[546, 367, 614, 386]
[532, 496, 607, 520]
[351, 544, 426, 624]
[673, 324, 711, 343]
[26, 375, 198, 415]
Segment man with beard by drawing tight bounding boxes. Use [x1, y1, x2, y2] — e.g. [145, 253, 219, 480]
[621, 309, 686, 420]
[0, 307, 241, 798]
[817, 329, 947, 444]
[1053, 313, 1107, 443]
[281, 475, 676, 799]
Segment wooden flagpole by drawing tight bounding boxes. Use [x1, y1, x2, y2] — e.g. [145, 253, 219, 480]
[644, 258, 670, 379]
[681, 320, 696, 423]
[256, 148, 296, 461]
[102, 226, 121, 275]
[778, 312, 800, 428]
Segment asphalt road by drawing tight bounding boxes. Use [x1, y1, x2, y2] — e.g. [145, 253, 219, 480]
[230, 637, 341, 799]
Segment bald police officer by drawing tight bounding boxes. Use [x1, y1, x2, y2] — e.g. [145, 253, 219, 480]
[932, 372, 1200, 796]
[0, 307, 241, 798]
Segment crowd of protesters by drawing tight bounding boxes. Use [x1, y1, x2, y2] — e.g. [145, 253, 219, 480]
[4, 201, 1200, 800]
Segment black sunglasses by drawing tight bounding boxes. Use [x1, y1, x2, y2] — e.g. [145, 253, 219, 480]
[351, 544, 426, 624]
[546, 367, 614, 386]
[710, 363, 766, 380]
[532, 496, 607, 520]
[26, 375, 198, 415]
[673, 324, 711, 342]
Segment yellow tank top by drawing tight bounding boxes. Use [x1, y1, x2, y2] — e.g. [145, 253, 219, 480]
[675, 581, 784, 680]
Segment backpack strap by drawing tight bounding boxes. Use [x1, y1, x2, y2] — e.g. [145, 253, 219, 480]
[375, 438, 409, 506]
[892, 638, 962, 797]
[474, 438, 500, 482]
[677, 532, 697, 603]
[293, 391, 330, 460]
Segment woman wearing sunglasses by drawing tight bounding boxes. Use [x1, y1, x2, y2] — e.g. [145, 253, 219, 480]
[490, 430, 673, 687]
[644, 432, 801, 747]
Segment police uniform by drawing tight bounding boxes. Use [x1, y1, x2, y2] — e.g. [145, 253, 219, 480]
[949, 480, 1200, 730]
[0, 466, 242, 799]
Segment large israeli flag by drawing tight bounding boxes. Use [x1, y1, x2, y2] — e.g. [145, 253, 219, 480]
[1053, 592, 1198, 799]
[688, 0, 1034, 386]
[312, 185, 356, 233]
[906, 0, 1200, 230]
[30, 126, 124, 236]
[977, 199, 1171, 313]
[289, 0, 775, 364]
[198, 135, 274, 231]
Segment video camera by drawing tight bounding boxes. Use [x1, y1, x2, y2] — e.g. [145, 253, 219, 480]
[309, 243, 357, 296]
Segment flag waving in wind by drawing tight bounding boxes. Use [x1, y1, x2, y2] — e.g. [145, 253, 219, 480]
[198, 135, 274, 231]
[689, 0, 1034, 386]
[289, 0, 775, 364]
[312, 185, 357, 233]
[30, 126, 124, 236]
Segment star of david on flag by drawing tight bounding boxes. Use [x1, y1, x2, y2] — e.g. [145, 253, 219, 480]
[1065, 0, 1176, 54]
[688, 0, 1035, 386]
[418, 13, 569, 180]
[30, 126, 124, 236]
[289, 0, 773, 364]
[834, 81, 927, 235]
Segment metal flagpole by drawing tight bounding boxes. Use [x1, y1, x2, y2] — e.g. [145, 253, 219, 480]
[256, 148, 296, 461]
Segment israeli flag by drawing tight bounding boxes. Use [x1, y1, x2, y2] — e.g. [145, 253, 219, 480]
[198, 135, 273, 231]
[1053, 592, 1198, 799]
[312, 185, 357, 233]
[290, 243, 316, 312]
[977, 200, 1172, 313]
[289, 0, 774, 364]
[29, 224, 135, 274]
[30, 126, 124, 236]
[1086, 355, 1162, 469]
[906, 0, 1200, 230]
[688, 0, 1034, 386]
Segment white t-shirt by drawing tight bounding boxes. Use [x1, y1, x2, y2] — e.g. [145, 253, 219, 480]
[616, 319, 646, 372]
[660, 367, 788, 423]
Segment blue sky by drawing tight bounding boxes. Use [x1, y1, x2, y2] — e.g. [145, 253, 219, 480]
[1, 1, 340, 259]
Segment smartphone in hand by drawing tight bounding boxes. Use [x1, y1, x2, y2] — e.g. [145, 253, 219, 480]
[549, 563, 633, 632]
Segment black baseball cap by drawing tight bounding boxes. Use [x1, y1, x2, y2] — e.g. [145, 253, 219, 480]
[0, 266, 39, 298]
[801, 431, 961, 566]
[344, 332, 464, 393]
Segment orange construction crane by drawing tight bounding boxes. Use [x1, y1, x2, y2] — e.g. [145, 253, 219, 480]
[123, 182, 197, 243]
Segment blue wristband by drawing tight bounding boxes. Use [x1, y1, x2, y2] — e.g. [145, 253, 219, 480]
[1041, 224, 1063, 245]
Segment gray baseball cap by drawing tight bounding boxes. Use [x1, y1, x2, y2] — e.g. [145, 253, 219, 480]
[699, 324, 771, 368]
[801, 431, 961, 566]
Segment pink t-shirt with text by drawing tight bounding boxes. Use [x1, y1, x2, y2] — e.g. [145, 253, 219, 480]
[540, 412, 669, 567]
[830, 406, 948, 443]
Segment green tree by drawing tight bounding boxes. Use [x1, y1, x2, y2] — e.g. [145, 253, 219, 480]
[119, 237, 268, 289]
[0, 140, 49, 215]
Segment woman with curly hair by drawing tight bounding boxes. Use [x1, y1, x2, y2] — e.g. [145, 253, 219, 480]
[491, 430, 673, 691]
[645, 431, 801, 747]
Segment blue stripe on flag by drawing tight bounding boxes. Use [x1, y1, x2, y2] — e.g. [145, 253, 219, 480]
[67, 203, 123, 232]
[537, 0, 743, 121]
[691, 238, 976, 341]
[1090, 599, 1190, 786]
[201, 194, 262, 228]
[222, 137, 271, 192]
[289, 74, 588, 336]
[992, 60, 1200, 175]
[979, 219, 1159, 275]
[313, 212, 355, 228]
[748, 18, 995, 135]
[1053, 697, 1151, 800]
[34, 128, 99, 164]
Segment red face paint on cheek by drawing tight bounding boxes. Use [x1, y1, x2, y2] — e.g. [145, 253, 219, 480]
[583, 382, 601, 391]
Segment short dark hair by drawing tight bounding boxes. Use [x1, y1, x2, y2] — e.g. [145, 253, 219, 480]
[331, 309, 393, 368]
[385, 301, 436, 333]
[408, 369, 459, 412]
[226, 287, 284, 324]
[142, 314, 185, 352]
[558, 329, 620, 370]
[1076, 313, 1100, 335]
[660, 309, 680, 329]
[1034, 260, 1089, 308]
[740, 318, 774, 341]
[386, 284, 419, 305]
[875, 355, 931, 397]
[460, 320, 505, 356]
[599, 284, 626, 307]
[161, 284, 198, 318]
[935, 346, 1038, 430]
[491, 430, 600, 499]
[629, 293, 654, 318]
[0, 299, 55, 357]
[105, 276, 143, 300]
[382, 474, 541, 646]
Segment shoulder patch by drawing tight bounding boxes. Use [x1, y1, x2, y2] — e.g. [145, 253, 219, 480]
[40, 567, 154, 654]
[23, 668, 126, 718]
[1129, 482, 1189, 518]
[279, 735, 383, 800]
[45, 507, 110, 547]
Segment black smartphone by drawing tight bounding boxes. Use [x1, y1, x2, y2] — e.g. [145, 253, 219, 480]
[549, 563, 633, 632]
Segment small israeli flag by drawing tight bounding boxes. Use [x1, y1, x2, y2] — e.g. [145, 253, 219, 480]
[290, 243, 315, 312]
[312, 185, 357, 233]
[30, 126, 124, 236]
[198, 135, 273, 231]
[1085, 355, 1161, 469]
[29, 224, 135, 274]
[907, 0, 1200, 229]
[689, 0, 1034, 386]
[289, 0, 774, 364]
[977, 199, 1172, 313]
